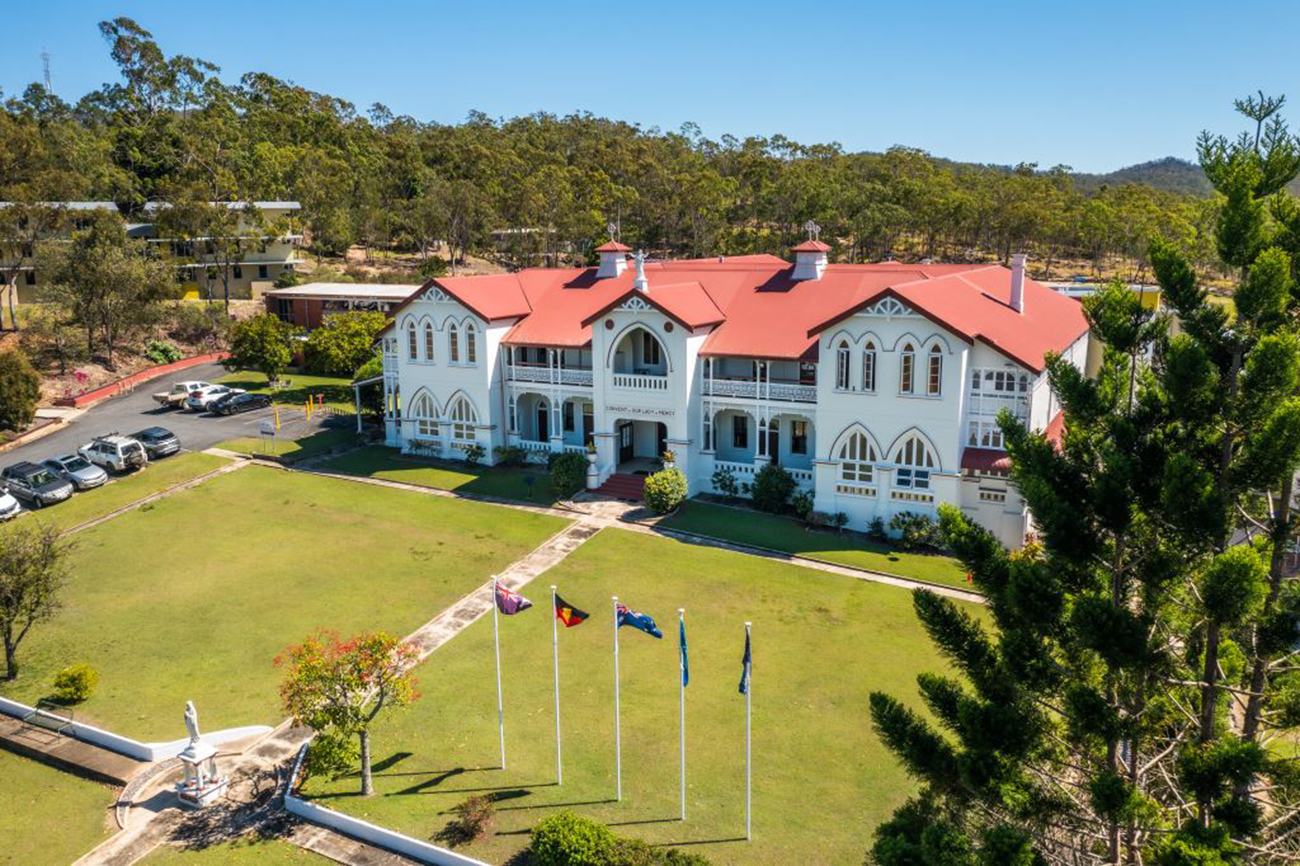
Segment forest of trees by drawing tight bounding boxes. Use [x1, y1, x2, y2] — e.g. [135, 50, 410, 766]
[0, 17, 1228, 285]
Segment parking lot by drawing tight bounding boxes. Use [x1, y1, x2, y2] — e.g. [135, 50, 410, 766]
[1, 362, 347, 517]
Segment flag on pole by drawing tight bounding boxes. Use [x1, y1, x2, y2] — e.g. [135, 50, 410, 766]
[495, 582, 532, 615]
[679, 616, 690, 687]
[738, 630, 752, 695]
[616, 603, 663, 638]
[554, 594, 589, 628]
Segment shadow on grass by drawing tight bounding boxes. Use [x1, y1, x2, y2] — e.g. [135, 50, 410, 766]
[324, 447, 559, 505]
[494, 797, 618, 812]
[218, 377, 352, 407]
[651, 836, 749, 847]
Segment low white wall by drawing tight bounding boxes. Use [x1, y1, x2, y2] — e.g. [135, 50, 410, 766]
[0, 696, 271, 762]
[285, 745, 489, 866]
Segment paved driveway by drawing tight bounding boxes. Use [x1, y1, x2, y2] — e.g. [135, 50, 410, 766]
[3, 363, 290, 467]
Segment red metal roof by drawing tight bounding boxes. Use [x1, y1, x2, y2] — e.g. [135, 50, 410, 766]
[594, 241, 632, 252]
[961, 448, 1012, 473]
[378, 256, 1087, 370]
[791, 239, 832, 253]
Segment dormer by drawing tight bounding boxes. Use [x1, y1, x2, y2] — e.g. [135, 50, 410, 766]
[791, 239, 830, 281]
[595, 241, 631, 279]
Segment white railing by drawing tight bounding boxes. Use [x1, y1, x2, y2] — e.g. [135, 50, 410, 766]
[562, 443, 587, 455]
[507, 365, 593, 387]
[707, 377, 816, 403]
[788, 467, 814, 485]
[519, 439, 550, 453]
[715, 460, 757, 477]
[612, 373, 669, 391]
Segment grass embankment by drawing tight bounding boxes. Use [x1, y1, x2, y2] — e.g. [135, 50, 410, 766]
[31, 451, 232, 533]
[660, 500, 968, 589]
[0, 749, 116, 865]
[0, 466, 570, 739]
[213, 426, 355, 465]
[141, 838, 326, 863]
[215, 371, 355, 412]
[304, 527, 976, 865]
[318, 445, 559, 506]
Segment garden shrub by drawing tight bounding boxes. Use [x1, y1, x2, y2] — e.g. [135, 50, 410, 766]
[52, 664, 99, 704]
[144, 339, 183, 365]
[273, 269, 301, 288]
[751, 464, 796, 513]
[889, 510, 945, 552]
[791, 489, 815, 521]
[832, 512, 849, 532]
[0, 349, 41, 432]
[438, 794, 494, 846]
[867, 516, 889, 543]
[711, 465, 740, 499]
[806, 510, 834, 529]
[549, 451, 588, 497]
[493, 445, 526, 467]
[531, 812, 617, 866]
[643, 467, 688, 514]
[463, 443, 486, 466]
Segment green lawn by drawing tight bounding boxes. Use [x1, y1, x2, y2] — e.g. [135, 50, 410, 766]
[142, 837, 325, 863]
[318, 445, 560, 506]
[303, 528, 975, 865]
[214, 426, 356, 464]
[660, 500, 968, 589]
[0, 466, 570, 740]
[0, 749, 116, 865]
[31, 451, 232, 533]
[215, 371, 354, 412]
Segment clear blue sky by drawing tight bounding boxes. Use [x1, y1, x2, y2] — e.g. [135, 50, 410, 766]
[2, 0, 1297, 173]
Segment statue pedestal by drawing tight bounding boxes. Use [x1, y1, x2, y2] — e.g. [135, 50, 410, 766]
[175, 740, 227, 808]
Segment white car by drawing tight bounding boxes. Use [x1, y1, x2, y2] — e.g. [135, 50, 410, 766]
[153, 380, 214, 409]
[184, 384, 244, 412]
[0, 488, 19, 520]
[79, 435, 149, 473]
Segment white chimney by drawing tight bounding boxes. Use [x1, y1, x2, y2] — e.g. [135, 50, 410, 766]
[1009, 253, 1026, 314]
[632, 250, 649, 292]
[792, 240, 829, 281]
[595, 241, 630, 279]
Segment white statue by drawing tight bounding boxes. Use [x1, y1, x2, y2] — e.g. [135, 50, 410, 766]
[633, 250, 648, 291]
[184, 700, 201, 744]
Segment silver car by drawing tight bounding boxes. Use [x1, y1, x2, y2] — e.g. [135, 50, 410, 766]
[184, 385, 243, 412]
[0, 489, 19, 520]
[42, 454, 109, 490]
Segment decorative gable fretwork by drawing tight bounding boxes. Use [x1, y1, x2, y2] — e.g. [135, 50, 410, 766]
[860, 297, 914, 318]
[421, 286, 452, 303]
[618, 296, 655, 313]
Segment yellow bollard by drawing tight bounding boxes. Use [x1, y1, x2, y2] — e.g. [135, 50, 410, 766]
[274, 404, 281, 430]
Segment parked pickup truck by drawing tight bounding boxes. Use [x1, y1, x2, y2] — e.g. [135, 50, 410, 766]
[152, 381, 213, 409]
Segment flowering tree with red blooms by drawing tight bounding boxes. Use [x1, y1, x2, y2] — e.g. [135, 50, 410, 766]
[277, 630, 421, 795]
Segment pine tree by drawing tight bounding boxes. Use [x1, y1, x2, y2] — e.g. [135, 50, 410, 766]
[869, 95, 1300, 865]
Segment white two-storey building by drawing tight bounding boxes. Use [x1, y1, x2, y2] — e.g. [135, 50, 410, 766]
[374, 241, 1088, 548]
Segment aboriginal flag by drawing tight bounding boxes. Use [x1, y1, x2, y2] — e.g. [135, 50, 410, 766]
[554, 594, 589, 628]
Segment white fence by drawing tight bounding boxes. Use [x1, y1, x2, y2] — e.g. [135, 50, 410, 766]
[507, 366, 593, 387]
[0, 696, 271, 762]
[285, 745, 489, 866]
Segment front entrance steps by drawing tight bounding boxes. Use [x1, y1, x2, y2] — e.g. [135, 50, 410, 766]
[594, 472, 646, 501]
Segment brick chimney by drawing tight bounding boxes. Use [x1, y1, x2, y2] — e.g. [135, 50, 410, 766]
[791, 239, 830, 281]
[594, 240, 630, 279]
[1009, 254, 1026, 314]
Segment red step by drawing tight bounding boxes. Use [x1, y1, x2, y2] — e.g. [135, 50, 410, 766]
[595, 473, 646, 501]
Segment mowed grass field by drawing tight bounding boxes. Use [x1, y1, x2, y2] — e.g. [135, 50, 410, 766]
[141, 838, 327, 863]
[0, 466, 570, 740]
[0, 750, 116, 865]
[661, 500, 968, 589]
[303, 528, 974, 865]
[319, 445, 560, 505]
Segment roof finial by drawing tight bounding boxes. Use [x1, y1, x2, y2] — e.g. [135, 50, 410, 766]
[607, 221, 619, 242]
[804, 219, 821, 242]
[633, 250, 648, 292]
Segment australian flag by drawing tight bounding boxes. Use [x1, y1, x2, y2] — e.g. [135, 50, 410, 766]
[495, 582, 532, 615]
[738, 630, 752, 695]
[616, 603, 663, 639]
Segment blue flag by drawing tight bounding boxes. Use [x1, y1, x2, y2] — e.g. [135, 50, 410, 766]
[738, 630, 751, 695]
[679, 618, 689, 687]
[616, 603, 663, 639]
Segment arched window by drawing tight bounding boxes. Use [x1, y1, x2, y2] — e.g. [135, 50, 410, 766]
[927, 345, 943, 395]
[448, 323, 460, 363]
[899, 343, 915, 394]
[424, 323, 435, 362]
[409, 391, 437, 439]
[893, 435, 936, 490]
[862, 342, 876, 392]
[836, 341, 850, 390]
[448, 395, 477, 442]
[465, 324, 477, 364]
[406, 321, 418, 361]
[837, 431, 877, 484]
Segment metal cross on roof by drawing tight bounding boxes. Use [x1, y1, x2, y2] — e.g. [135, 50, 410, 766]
[606, 221, 618, 241]
[804, 219, 821, 241]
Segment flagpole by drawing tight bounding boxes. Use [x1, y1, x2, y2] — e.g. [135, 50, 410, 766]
[679, 608, 686, 822]
[613, 595, 622, 802]
[745, 621, 752, 841]
[551, 584, 562, 786]
[493, 575, 506, 770]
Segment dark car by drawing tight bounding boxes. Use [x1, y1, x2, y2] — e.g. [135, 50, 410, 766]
[130, 427, 181, 459]
[212, 392, 272, 415]
[1, 461, 74, 508]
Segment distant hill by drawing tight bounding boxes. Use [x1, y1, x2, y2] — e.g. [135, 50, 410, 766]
[1074, 156, 1300, 197]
